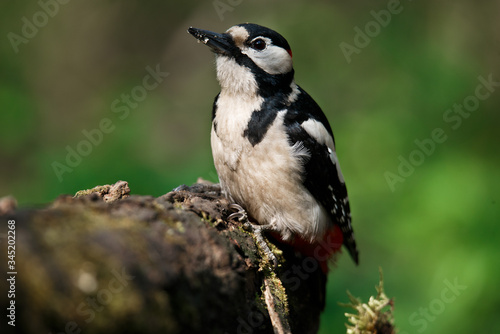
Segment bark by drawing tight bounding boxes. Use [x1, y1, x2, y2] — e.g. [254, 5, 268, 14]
[0, 180, 327, 334]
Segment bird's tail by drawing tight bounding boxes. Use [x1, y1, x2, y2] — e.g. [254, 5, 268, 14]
[343, 231, 359, 265]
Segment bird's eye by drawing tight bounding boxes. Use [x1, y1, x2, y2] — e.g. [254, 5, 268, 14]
[251, 39, 267, 51]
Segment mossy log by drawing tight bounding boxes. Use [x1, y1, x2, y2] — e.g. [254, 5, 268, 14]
[0, 180, 327, 334]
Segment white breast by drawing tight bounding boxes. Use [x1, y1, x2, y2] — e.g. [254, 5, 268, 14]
[212, 106, 331, 242]
[211, 90, 263, 170]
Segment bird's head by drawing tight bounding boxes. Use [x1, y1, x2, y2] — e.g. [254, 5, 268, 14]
[188, 23, 295, 97]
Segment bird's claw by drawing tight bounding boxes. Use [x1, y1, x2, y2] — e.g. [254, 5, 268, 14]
[228, 203, 248, 222]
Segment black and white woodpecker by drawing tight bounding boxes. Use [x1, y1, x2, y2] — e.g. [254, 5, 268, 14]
[188, 23, 358, 268]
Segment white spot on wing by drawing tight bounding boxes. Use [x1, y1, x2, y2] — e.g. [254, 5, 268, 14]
[301, 119, 334, 149]
[301, 119, 345, 183]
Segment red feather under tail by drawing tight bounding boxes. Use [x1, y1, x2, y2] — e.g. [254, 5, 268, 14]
[271, 225, 343, 274]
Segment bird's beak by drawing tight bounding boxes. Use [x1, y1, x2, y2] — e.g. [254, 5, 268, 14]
[188, 27, 233, 56]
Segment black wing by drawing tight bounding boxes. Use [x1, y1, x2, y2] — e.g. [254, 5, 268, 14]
[284, 86, 359, 264]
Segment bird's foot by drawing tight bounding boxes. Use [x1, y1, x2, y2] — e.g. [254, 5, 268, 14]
[228, 204, 278, 267]
[244, 222, 278, 267]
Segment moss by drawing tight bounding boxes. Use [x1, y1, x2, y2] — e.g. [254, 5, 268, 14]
[74, 185, 111, 198]
[263, 272, 289, 316]
[341, 268, 396, 334]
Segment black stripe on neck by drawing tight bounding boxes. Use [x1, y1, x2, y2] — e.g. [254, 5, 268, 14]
[243, 92, 289, 146]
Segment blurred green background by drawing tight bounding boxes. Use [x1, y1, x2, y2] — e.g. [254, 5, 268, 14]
[1, 1, 499, 333]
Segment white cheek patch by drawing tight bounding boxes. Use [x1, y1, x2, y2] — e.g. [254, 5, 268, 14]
[301, 119, 345, 183]
[242, 42, 293, 75]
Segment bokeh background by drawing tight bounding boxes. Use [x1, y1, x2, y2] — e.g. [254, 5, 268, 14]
[1, 1, 499, 333]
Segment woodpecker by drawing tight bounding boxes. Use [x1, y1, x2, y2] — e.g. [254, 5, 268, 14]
[188, 23, 358, 270]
